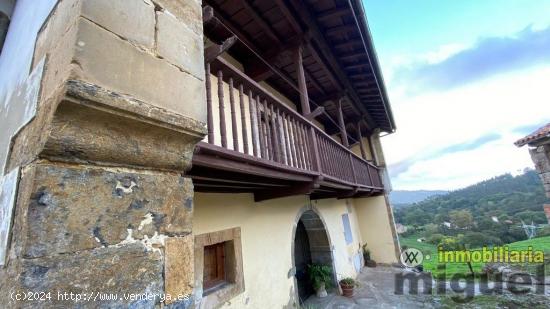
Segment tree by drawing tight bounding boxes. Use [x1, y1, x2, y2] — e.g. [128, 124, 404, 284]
[449, 210, 473, 229]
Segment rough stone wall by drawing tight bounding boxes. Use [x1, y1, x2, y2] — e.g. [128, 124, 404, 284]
[0, 0, 206, 308]
[530, 144, 550, 199]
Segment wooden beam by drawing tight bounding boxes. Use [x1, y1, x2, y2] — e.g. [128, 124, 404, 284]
[203, 6, 214, 23]
[304, 69, 326, 96]
[295, 44, 311, 115]
[337, 98, 349, 147]
[254, 183, 315, 202]
[325, 25, 356, 37]
[193, 153, 314, 182]
[273, 0, 303, 34]
[191, 174, 287, 187]
[340, 51, 366, 61]
[344, 63, 370, 70]
[318, 7, 350, 21]
[275, 0, 378, 129]
[244, 60, 274, 82]
[241, 0, 281, 44]
[206, 2, 301, 91]
[334, 40, 363, 50]
[305, 106, 325, 121]
[204, 35, 237, 63]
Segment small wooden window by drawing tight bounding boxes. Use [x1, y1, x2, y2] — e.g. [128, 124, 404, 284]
[203, 242, 226, 291]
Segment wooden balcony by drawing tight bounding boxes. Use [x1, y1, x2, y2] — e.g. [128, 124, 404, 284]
[189, 57, 384, 201]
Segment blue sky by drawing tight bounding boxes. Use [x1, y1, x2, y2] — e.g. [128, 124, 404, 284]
[363, 0, 550, 190]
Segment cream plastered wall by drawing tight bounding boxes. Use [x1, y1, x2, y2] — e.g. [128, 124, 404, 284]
[353, 195, 398, 264]
[193, 193, 366, 308]
[351, 136, 373, 161]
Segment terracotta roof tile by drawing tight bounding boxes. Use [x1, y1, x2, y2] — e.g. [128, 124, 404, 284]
[515, 122, 550, 147]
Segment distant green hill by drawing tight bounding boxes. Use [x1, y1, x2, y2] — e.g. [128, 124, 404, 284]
[390, 190, 448, 206]
[395, 170, 550, 244]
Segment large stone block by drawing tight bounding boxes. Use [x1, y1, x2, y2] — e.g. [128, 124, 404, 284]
[72, 18, 206, 122]
[81, 0, 155, 50]
[153, 0, 202, 36]
[22, 163, 194, 258]
[17, 243, 162, 308]
[156, 10, 204, 80]
[165, 236, 194, 304]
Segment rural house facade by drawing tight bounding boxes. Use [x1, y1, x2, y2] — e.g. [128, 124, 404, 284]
[516, 123, 550, 224]
[0, 0, 399, 308]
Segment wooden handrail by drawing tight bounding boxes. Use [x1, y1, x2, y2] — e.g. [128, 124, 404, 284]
[212, 57, 379, 169]
[206, 56, 382, 189]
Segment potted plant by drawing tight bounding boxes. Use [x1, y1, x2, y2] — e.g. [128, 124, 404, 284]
[307, 264, 332, 298]
[339, 277, 358, 297]
[362, 243, 377, 267]
[362, 243, 371, 261]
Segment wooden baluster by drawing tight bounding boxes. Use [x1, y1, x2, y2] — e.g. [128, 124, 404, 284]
[326, 139, 334, 177]
[366, 164, 373, 186]
[217, 70, 227, 148]
[330, 140, 342, 178]
[319, 134, 327, 173]
[263, 100, 272, 160]
[239, 84, 249, 154]
[270, 104, 280, 162]
[276, 108, 285, 163]
[298, 122, 308, 169]
[206, 63, 214, 143]
[349, 154, 356, 184]
[294, 119, 305, 169]
[256, 95, 267, 159]
[229, 78, 239, 151]
[282, 112, 291, 165]
[300, 125, 311, 169]
[333, 143, 340, 178]
[350, 157, 357, 184]
[289, 116, 298, 167]
[248, 90, 259, 157]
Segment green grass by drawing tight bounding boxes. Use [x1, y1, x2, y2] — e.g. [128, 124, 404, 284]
[398, 235, 550, 279]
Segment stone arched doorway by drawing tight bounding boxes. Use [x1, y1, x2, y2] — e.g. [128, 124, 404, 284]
[293, 208, 336, 304]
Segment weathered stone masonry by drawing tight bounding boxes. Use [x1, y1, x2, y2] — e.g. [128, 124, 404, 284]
[1, 0, 206, 307]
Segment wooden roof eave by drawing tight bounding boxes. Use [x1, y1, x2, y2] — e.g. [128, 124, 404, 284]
[274, 0, 379, 132]
[348, 0, 396, 133]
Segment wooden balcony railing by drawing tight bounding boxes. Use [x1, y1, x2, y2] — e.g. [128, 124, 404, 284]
[193, 56, 383, 198]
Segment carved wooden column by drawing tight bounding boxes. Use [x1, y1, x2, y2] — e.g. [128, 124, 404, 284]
[294, 44, 311, 115]
[356, 121, 367, 160]
[337, 98, 349, 147]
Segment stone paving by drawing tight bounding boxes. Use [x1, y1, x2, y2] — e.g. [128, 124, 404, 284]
[304, 266, 434, 309]
[303, 266, 550, 308]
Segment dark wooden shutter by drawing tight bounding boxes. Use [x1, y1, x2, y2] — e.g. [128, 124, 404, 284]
[203, 242, 226, 290]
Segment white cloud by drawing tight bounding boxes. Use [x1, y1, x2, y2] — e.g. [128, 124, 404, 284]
[382, 64, 550, 190]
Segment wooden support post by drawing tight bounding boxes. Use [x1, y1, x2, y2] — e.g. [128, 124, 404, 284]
[229, 78, 239, 151]
[239, 84, 249, 154]
[248, 90, 259, 157]
[294, 45, 311, 115]
[203, 6, 214, 23]
[217, 70, 227, 148]
[357, 121, 367, 160]
[206, 63, 214, 143]
[337, 98, 349, 147]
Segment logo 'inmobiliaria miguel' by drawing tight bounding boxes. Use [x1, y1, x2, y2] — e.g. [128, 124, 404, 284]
[400, 248, 423, 267]
[395, 246, 546, 303]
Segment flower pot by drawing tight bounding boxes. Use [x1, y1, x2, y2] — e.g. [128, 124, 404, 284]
[315, 283, 328, 298]
[339, 282, 354, 297]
